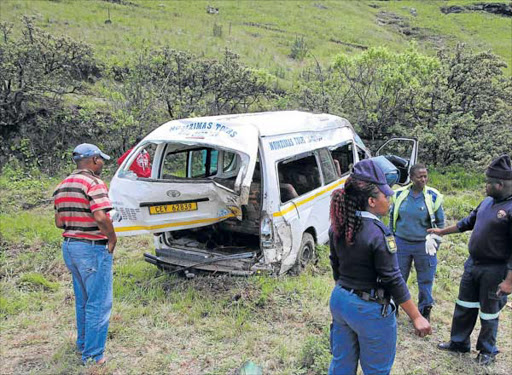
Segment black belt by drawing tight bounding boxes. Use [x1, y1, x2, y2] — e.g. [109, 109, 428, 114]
[338, 283, 389, 305]
[66, 237, 108, 246]
[472, 259, 506, 266]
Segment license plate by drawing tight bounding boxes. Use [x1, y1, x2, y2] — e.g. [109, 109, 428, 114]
[149, 202, 198, 215]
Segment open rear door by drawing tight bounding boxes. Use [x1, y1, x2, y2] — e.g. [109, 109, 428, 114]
[110, 120, 259, 237]
[375, 138, 418, 185]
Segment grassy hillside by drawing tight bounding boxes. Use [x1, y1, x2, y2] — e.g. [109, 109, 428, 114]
[1, 167, 511, 374]
[1, 0, 511, 77]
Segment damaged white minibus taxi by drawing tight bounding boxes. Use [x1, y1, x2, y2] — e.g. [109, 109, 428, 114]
[110, 111, 417, 275]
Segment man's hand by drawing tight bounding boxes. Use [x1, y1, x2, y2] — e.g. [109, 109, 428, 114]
[107, 239, 117, 254]
[412, 316, 432, 337]
[93, 209, 117, 254]
[427, 224, 461, 237]
[497, 279, 512, 297]
[427, 228, 443, 236]
[54, 212, 65, 229]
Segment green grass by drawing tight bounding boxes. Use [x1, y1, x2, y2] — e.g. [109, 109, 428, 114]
[1, 169, 511, 374]
[1, 0, 510, 78]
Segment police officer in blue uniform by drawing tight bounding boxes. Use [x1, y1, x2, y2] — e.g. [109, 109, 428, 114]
[329, 159, 432, 375]
[429, 154, 512, 366]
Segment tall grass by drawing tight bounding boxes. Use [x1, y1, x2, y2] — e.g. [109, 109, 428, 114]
[1, 173, 510, 373]
[1, 0, 510, 77]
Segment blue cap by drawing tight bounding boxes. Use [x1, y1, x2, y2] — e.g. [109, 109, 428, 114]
[352, 159, 394, 196]
[72, 143, 111, 161]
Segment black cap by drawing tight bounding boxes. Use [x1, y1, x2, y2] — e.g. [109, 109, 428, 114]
[352, 159, 394, 196]
[486, 154, 512, 180]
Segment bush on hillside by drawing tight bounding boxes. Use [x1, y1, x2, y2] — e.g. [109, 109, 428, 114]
[0, 21, 280, 172]
[291, 44, 512, 167]
[0, 17, 101, 170]
[1, 17, 510, 172]
[101, 48, 280, 153]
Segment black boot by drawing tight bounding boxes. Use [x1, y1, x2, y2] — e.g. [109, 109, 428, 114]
[421, 306, 432, 322]
[437, 341, 470, 353]
[475, 352, 496, 366]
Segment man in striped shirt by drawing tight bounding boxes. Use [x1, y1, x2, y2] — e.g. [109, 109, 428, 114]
[53, 143, 117, 365]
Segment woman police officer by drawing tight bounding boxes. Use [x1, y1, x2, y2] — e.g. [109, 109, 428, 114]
[328, 159, 431, 374]
[389, 164, 445, 321]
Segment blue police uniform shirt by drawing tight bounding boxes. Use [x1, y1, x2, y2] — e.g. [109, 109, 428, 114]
[329, 211, 411, 305]
[457, 195, 512, 269]
[395, 192, 445, 242]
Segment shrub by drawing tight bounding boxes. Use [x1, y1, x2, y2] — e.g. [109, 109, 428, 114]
[290, 36, 308, 61]
[298, 328, 331, 374]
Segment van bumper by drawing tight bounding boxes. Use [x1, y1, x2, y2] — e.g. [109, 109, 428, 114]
[144, 247, 263, 275]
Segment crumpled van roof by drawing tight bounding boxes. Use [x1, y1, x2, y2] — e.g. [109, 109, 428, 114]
[144, 111, 353, 141]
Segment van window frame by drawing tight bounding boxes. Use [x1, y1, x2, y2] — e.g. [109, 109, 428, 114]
[330, 140, 356, 177]
[159, 145, 219, 180]
[275, 150, 323, 204]
[316, 148, 338, 185]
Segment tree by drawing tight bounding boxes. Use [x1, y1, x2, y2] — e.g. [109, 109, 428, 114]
[0, 17, 100, 167]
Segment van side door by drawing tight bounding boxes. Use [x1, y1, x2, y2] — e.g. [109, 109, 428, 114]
[375, 138, 418, 185]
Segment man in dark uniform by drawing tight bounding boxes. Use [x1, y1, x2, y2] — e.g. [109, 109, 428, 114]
[428, 154, 512, 365]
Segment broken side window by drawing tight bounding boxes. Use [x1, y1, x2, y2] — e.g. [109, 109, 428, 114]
[118, 143, 157, 179]
[190, 149, 219, 177]
[356, 145, 368, 161]
[161, 147, 220, 179]
[278, 153, 322, 203]
[162, 150, 188, 178]
[331, 142, 354, 176]
[317, 148, 338, 184]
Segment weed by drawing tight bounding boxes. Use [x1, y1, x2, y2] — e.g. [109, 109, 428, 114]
[290, 35, 309, 61]
[18, 272, 59, 292]
[213, 22, 222, 38]
[298, 326, 331, 374]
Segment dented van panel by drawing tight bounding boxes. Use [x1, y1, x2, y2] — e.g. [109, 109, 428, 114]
[110, 111, 417, 275]
[110, 178, 243, 236]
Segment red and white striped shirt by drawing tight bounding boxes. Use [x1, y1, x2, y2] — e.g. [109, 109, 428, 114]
[53, 169, 113, 240]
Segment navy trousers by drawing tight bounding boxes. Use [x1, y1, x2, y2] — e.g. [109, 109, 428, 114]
[450, 257, 508, 354]
[396, 236, 437, 311]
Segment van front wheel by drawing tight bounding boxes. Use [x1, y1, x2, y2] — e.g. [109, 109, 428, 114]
[291, 232, 316, 275]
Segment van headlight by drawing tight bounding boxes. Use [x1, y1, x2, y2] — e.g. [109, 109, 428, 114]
[260, 215, 273, 248]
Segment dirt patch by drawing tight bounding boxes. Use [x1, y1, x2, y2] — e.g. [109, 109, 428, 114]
[441, 3, 512, 17]
[376, 11, 447, 48]
[329, 38, 368, 50]
[242, 22, 286, 34]
[376, 11, 421, 36]
[313, 3, 328, 10]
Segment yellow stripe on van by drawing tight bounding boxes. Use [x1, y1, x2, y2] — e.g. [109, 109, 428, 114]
[114, 213, 236, 233]
[273, 177, 347, 217]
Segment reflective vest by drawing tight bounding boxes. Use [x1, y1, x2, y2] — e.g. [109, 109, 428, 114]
[390, 185, 444, 232]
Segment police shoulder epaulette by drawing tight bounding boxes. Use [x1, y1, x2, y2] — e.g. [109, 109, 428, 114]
[373, 220, 397, 254]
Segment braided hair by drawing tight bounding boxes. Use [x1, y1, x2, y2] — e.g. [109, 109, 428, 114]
[330, 176, 380, 245]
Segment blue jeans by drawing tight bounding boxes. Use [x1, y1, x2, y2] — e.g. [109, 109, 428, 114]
[329, 285, 397, 375]
[396, 236, 437, 311]
[62, 239, 113, 363]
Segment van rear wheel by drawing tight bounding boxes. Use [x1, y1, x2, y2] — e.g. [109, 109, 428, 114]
[291, 232, 316, 275]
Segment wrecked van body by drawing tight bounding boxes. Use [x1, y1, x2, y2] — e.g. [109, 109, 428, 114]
[110, 111, 417, 275]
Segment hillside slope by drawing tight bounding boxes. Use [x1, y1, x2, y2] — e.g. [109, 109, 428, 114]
[1, 0, 511, 76]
